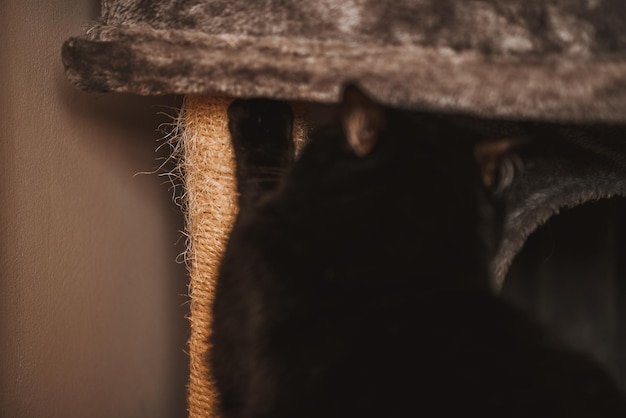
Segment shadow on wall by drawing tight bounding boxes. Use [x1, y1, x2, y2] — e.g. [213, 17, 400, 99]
[57, 83, 192, 417]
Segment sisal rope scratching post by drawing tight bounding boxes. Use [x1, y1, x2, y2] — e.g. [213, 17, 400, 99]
[182, 96, 236, 418]
[181, 96, 308, 417]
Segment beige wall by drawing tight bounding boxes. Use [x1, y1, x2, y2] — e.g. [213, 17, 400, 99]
[0, 1, 189, 417]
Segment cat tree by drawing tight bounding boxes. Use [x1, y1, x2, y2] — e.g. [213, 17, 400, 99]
[63, 1, 626, 416]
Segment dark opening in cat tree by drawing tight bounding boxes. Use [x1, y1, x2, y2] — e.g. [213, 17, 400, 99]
[503, 197, 626, 387]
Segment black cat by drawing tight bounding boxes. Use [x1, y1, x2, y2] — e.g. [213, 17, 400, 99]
[209, 87, 626, 417]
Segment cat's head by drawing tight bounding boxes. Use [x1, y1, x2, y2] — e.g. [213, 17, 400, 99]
[279, 85, 523, 290]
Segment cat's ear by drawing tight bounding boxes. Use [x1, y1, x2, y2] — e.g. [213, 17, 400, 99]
[341, 85, 386, 157]
[474, 138, 527, 194]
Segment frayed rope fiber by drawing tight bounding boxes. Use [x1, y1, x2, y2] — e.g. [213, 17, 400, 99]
[181, 96, 308, 417]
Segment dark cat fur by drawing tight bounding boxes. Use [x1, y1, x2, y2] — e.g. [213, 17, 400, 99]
[209, 89, 626, 417]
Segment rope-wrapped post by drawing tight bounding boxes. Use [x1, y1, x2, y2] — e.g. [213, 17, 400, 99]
[181, 96, 309, 417]
[182, 96, 237, 417]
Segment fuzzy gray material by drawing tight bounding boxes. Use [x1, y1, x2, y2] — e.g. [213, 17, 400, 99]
[63, 0, 626, 122]
[492, 131, 626, 288]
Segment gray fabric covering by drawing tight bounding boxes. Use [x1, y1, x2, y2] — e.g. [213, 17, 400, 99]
[63, 0, 626, 122]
